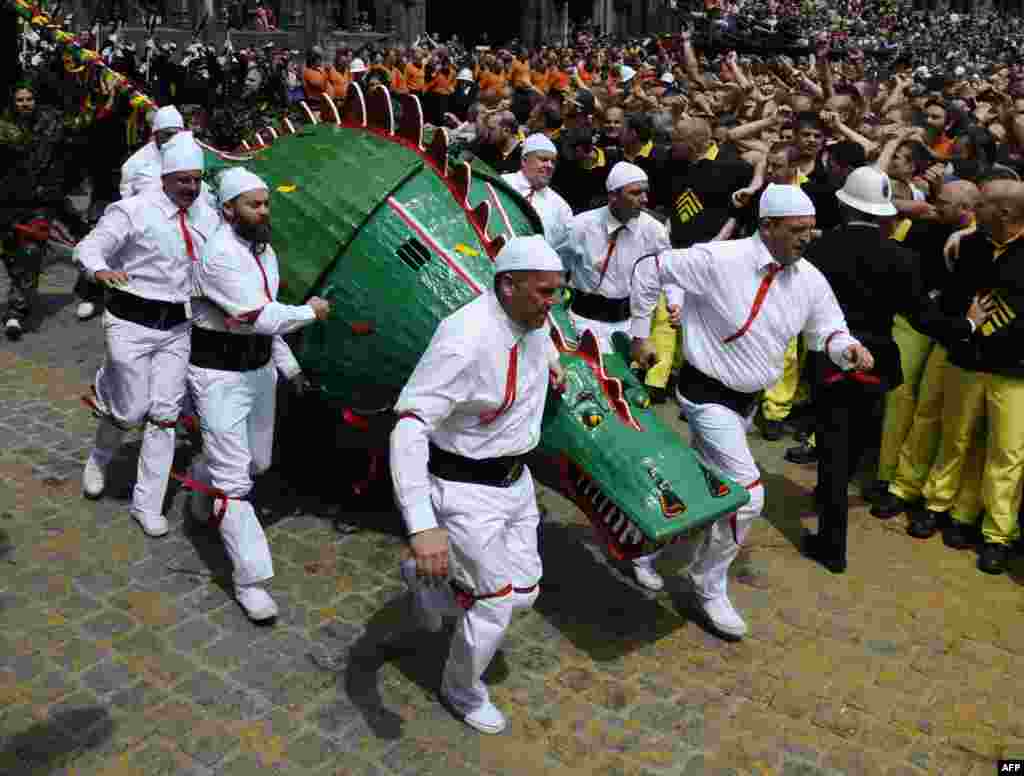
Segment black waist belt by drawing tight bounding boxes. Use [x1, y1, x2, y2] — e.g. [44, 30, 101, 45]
[678, 362, 760, 417]
[570, 290, 631, 323]
[189, 326, 273, 372]
[105, 288, 189, 331]
[428, 442, 525, 488]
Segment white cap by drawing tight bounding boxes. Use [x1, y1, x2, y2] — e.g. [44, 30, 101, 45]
[835, 165, 898, 217]
[495, 235, 565, 274]
[152, 105, 184, 132]
[759, 183, 816, 219]
[350, 57, 366, 73]
[660, 72, 675, 84]
[161, 131, 205, 175]
[522, 133, 557, 157]
[606, 161, 647, 192]
[219, 167, 268, 204]
[619, 65, 636, 83]
[456, 68, 474, 81]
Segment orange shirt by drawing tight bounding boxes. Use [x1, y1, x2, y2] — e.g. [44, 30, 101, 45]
[390, 67, 407, 94]
[327, 66, 349, 100]
[577, 64, 593, 84]
[303, 66, 328, 102]
[551, 69, 570, 92]
[479, 69, 502, 93]
[426, 67, 453, 95]
[405, 62, 425, 93]
[532, 68, 549, 94]
[510, 57, 532, 89]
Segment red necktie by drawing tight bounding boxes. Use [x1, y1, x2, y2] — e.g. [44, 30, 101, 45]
[723, 262, 783, 344]
[178, 210, 197, 262]
[595, 226, 624, 290]
[479, 344, 518, 425]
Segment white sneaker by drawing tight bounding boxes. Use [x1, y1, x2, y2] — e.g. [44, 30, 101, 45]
[132, 511, 169, 538]
[76, 301, 97, 320]
[82, 453, 107, 499]
[235, 584, 278, 622]
[400, 558, 443, 632]
[632, 563, 665, 592]
[5, 318, 22, 340]
[459, 701, 507, 735]
[694, 594, 748, 640]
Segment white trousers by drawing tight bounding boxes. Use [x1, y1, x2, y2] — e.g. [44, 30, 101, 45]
[431, 469, 543, 715]
[187, 362, 276, 586]
[677, 393, 765, 600]
[569, 312, 630, 354]
[91, 311, 190, 520]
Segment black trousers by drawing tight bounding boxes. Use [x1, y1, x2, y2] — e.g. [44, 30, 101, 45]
[813, 379, 883, 563]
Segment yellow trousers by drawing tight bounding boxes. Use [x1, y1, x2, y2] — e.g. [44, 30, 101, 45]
[889, 344, 949, 502]
[923, 366, 1024, 545]
[762, 336, 809, 421]
[877, 316, 936, 482]
[645, 295, 681, 390]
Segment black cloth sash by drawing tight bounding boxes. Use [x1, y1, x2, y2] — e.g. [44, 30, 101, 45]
[189, 326, 273, 372]
[570, 289, 631, 323]
[677, 361, 760, 417]
[428, 442, 525, 488]
[105, 287, 188, 331]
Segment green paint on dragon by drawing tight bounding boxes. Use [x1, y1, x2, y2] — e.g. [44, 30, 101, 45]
[200, 85, 749, 560]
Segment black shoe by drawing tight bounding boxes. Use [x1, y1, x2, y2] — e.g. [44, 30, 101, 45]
[758, 418, 786, 441]
[907, 509, 942, 539]
[802, 533, 846, 574]
[872, 491, 913, 520]
[646, 385, 668, 405]
[942, 519, 979, 550]
[862, 480, 890, 505]
[785, 440, 817, 465]
[978, 542, 1009, 575]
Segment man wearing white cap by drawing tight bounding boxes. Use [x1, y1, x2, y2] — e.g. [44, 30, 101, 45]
[501, 133, 573, 248]
[119, 105, 185, 200]
[630, 184, 875, 639]
[185, 167, 330, 622]
[391, 235, 565, 735]
[76, 132, 220, 538]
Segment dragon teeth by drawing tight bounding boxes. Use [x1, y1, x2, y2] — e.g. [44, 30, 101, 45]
[610, 514, 625, 533]
[603, 506, 618, 524]
[593, 494, 607, 510]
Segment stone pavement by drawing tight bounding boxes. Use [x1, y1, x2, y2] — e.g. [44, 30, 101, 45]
[1, 257, 1023, 776]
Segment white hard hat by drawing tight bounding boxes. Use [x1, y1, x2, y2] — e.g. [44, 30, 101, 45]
[835, 166, 898, 217]
[456, 68, 474, 81]
[350, 57, 366, 73]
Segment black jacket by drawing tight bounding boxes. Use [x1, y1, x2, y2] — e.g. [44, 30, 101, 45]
[946, 232, 1024, 378]
[805, 223, 925, 392]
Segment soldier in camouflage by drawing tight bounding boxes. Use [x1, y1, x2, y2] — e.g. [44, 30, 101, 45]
[0, 82, 66, 339]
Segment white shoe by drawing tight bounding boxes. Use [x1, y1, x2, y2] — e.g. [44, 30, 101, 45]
[76, 301, 97, 320]
[400, 558, 444, 632]
[235, 584, 278, 622]
[632, 563, 665, 592]
[694, 594, 748, 640]
[82, 453, 107, 499]
[5, 318, 22, 340]
[458, 701, 507, 735]
[132, 511, 169, 538]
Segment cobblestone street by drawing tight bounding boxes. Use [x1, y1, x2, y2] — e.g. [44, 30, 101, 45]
[1, 257, 1022, 776]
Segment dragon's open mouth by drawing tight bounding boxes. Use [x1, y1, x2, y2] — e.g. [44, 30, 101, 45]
[564, 461, 655, 561]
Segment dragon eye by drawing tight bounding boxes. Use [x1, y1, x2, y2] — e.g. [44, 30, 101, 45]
[626, 387, 651, 409]
[581, 412, 604, 429]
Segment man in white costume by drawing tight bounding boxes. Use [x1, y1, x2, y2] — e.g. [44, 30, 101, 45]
[557, 160, 678, 591]
[500, 133, 573, 247]
[391, 235, 565, 735]
[76, 133, 220, 538]
[630, 184, 875, 639]
[120, 105, 185, 200]
[186, 167, 330, 622]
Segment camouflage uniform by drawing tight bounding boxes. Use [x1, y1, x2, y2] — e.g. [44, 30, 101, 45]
[0, 105, 66, 325]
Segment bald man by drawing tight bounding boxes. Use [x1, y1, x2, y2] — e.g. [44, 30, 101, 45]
[909, 178, 1024, 574]
[874, 179, 982, 523]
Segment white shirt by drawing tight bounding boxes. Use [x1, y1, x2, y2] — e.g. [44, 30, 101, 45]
[193, 223, 317, 379]
[501, 171, 574, 248]
[391, 293, 559, 534]
[630, 234, 860, 394]
[119, 141, 162, 200]
[74, 188, 220, 303]
[558, 206, 671, 300]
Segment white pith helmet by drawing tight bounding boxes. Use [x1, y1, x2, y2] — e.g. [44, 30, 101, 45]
[835, 166, 898, 217]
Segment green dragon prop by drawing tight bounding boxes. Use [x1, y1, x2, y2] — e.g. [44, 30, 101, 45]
[9, 2, 749, 559]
